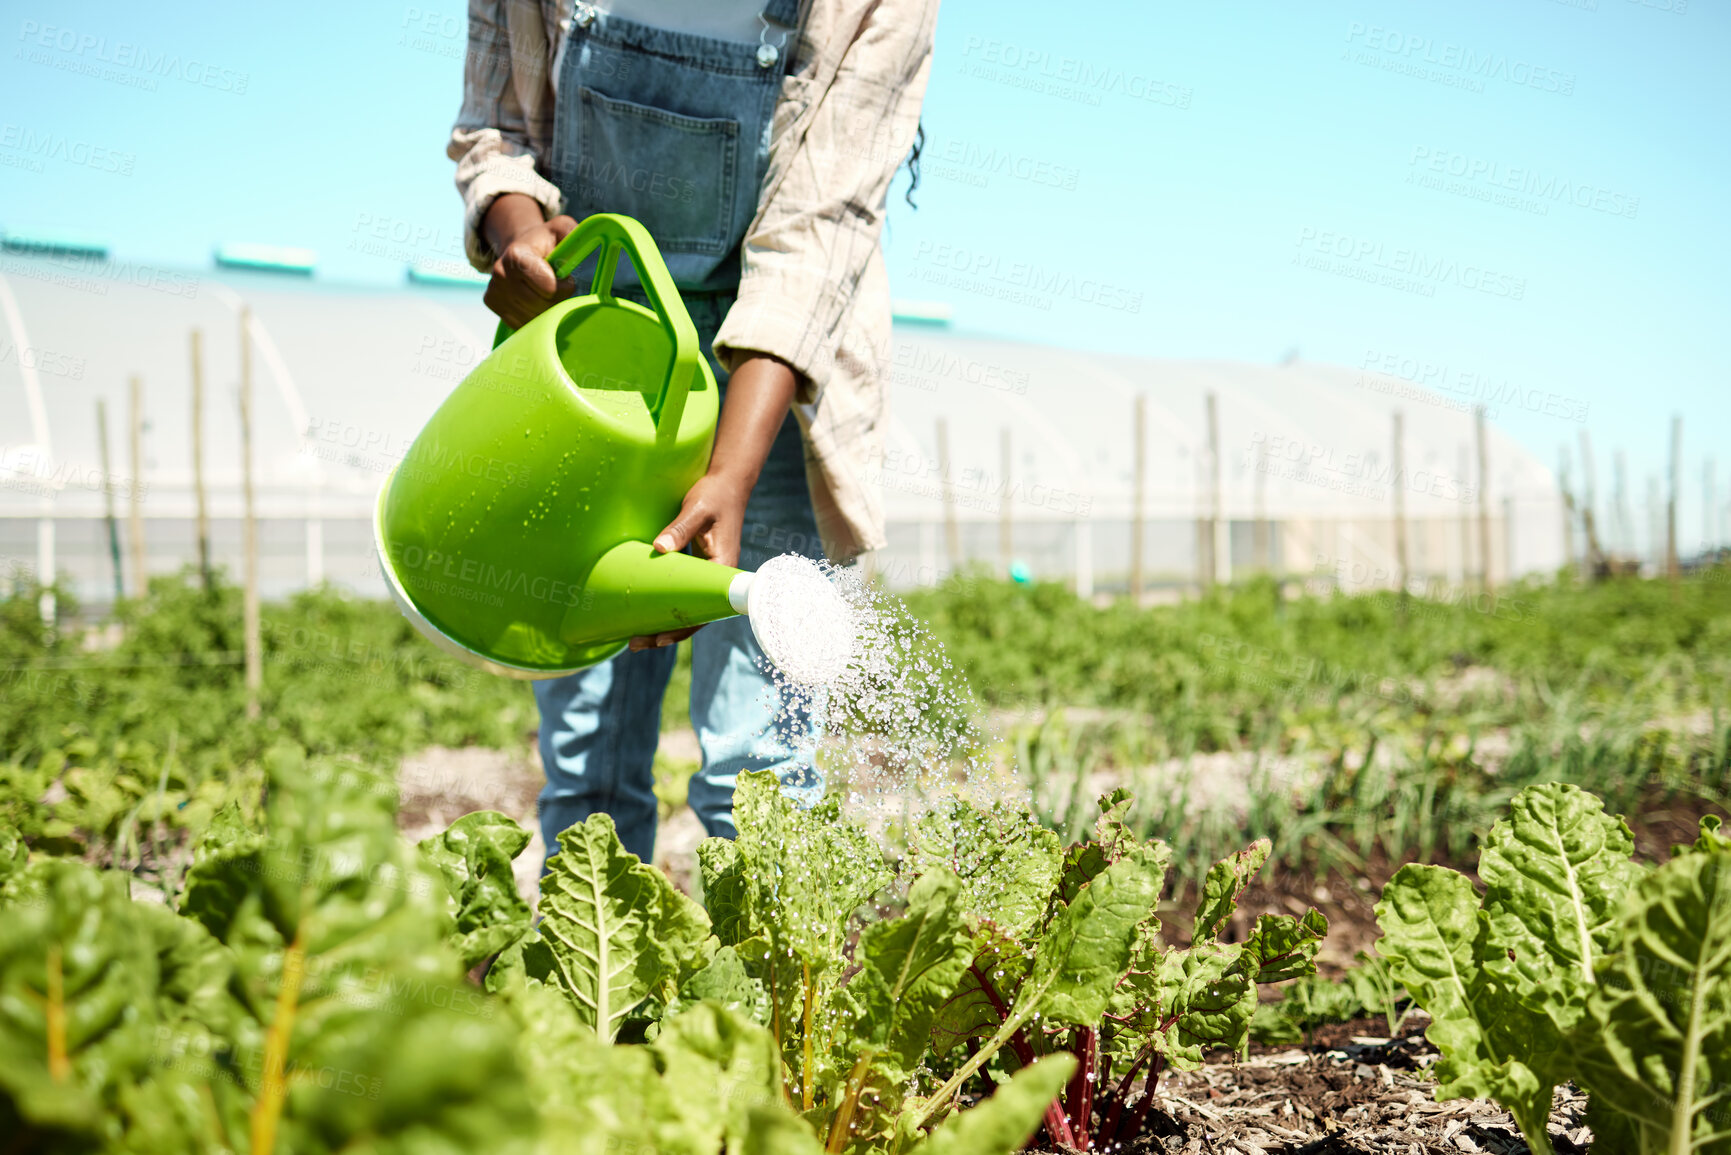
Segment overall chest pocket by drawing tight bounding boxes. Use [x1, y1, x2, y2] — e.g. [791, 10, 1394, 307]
[571, 86, 739, 257]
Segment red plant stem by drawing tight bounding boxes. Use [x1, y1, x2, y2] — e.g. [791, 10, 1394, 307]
[1043, 1098, 1079, 1151]
[970, 961, 1065, 1151]
[1100, 1042, 1154, 1142]
[1062, 1028, 1096, 1151]
[969, 963, 1036, 1065]
[1125, 1052, 1164, 1141]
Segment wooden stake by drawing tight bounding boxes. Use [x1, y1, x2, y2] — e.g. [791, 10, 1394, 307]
[128, 376, 147, 598]
[1578, 431, 1604, 579]
[1703, 456, 1716, 556]
[999, 427, 1012, 578]
[1457, 446, 1472, 589]
[190, 328, 212, 592]
[1612, 449, 1630, 560]
[1474, 406, 1493, 594]
[1647, 475, 1663, 572]
[96, 400, 124, 604]
[1502, 495, 1516, 584]
[1667, 414, 1682, 588]
[1558, 447, 1577, 577]
[1392, 411, 1408, 606]
[1130, 395, 1145, 600]
[936, 419, 959, 572]
[240, 308, 262, 719]
[1252, 438, 1268, 572]
[1205, 392, 1223, 589]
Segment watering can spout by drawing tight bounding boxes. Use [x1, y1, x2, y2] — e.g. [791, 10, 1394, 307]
[567, 541, 750, 644]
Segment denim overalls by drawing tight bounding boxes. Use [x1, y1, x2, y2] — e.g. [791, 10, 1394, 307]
[531, 0, 825, 869]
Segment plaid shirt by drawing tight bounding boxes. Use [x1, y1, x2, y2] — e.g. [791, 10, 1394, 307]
[448, 0, 940, 562]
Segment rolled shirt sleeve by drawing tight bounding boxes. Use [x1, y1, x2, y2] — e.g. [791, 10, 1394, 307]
[448, 0, 566, 271]
[713, 0, 940, 402]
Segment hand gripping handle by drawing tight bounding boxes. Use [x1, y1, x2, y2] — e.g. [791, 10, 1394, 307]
[492, 213, 701, 431]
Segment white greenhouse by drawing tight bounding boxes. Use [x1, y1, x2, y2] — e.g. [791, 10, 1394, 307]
[0, 247, 1566, 606]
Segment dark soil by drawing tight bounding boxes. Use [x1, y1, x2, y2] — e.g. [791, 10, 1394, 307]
[1029, 1014, 1594, 1154]
[1163, 789, 1729, 975]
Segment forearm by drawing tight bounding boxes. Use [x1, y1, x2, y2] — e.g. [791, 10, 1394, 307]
[707, 354, 800, 488]
[643, 352, 799, 578]
[482, 192, 551, 262]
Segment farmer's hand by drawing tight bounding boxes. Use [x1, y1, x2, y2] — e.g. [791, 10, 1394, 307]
[629, 354, 801, 651]
[627, 473, 752, 651]
[481, 193, 577, 331]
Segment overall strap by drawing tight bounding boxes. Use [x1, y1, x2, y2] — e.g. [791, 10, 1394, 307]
[762, 0, 801, 36]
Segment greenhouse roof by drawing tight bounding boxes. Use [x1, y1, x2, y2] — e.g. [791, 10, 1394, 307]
[0, 252, 1554, 533]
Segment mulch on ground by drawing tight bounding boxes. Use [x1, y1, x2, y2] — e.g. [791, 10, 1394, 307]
[1031, 1015, 1592, 1154]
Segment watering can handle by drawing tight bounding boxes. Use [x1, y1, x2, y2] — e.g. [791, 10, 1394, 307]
[491, 213, 701, 430]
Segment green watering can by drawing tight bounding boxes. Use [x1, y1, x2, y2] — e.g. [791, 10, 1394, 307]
[374, 213, 771, 679]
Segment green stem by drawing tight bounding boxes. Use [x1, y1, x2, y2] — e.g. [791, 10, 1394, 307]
[824, 1052, 874, 1154]
[45, 944, 68, 1082]
[911, 1009, 1030, 1132]
[249, 932, 307, 1155]
[802, 961, 816, 1112]
[1670, 927, 1712, 1155]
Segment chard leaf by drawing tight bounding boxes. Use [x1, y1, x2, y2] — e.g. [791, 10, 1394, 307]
[1157, 942, 1257, 1068]
[915, 843, 1161, 1133]
[135, 900, 243, 1036]
[742, 1106, 825, 1155]
[1110, 939, 1257, 1070]
[418, 809, 533, 971]
[903, 1053, 1076, 1155]
[927, 929, 1020, 1058]
[1478, 783, 1640, 1033]
[177, 802, 269, 944]
[1054, 842, 1111, 907]
[1093, 787, 1139, 860]
[1680, 814, 1731, 856]
[671, 946, 770, 1024]
[698, 835, 756, 947]
[909, 798, 1059, 942]
[836, 869, 976, 1144]
[1376, 863, 1562, 1155]
[1573, 846, 1731, 1155]
[538, 812, 711, 1042]
[724, 770, 889, 972]
[703, 771, 887, 1102]
[0, 862, 158, 1137]
[846, 868, 973, 1076]
[1239, 909, 1329, 984]
[483, 928, 558, 996]
[1021, 845, 1163, 1028]
[517, 983, 795, 1155]
[184, 747, 534, 1155]
[512, 980, 708, 1153]
[1191, 839, 1271, 943]
[652, 1001, 785, 1152]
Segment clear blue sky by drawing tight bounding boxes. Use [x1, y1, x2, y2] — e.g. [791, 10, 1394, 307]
[2, 0, 1726, 544]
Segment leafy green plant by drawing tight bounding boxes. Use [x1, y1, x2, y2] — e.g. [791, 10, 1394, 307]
[908, 788, 1327, 1151]
[418, 810, 535, 972]
[473, 773, 1078, 1154]
[1249, 950, 1410, 1045]
[1375, 784, 1731, 1155]
[1572, 816, 1731, 1155]
[0, 745, 534, 1154]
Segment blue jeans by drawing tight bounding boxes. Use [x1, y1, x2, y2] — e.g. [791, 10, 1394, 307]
[533, 293, 826, 868]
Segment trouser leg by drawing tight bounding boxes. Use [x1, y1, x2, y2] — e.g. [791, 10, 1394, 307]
[531, 643, 676, 869]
